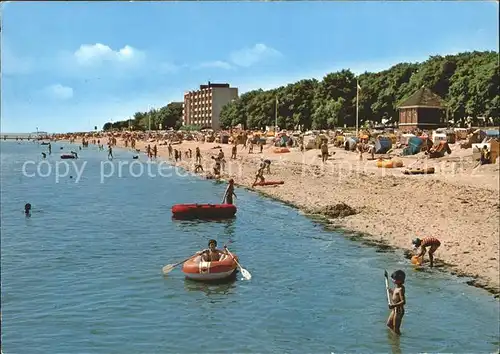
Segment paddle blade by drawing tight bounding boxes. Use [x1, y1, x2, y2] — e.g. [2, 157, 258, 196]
[240, 268, 252, 280]
[162, 264, 175, 274]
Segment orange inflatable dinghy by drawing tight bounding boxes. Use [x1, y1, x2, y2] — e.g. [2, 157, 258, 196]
[182, 254, 238, 281]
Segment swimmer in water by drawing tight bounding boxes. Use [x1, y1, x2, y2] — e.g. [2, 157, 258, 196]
[41, 152, 46, 159]
[24, 203, 32, 216]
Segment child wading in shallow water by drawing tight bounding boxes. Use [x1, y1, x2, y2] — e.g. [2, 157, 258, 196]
[386, 270, 406, 335]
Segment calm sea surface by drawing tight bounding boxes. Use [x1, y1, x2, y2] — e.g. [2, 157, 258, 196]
[1, 141, 499, 354]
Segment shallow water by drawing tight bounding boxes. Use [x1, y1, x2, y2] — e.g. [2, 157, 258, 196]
[1, 141, 499, 353]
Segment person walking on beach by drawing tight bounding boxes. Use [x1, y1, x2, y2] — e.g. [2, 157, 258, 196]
[218, 149, 226, 170]
[107, 145, 113, 160]
[357, 142, 364, 161]
[168, 143, 173, 158]
[320, 141, 329, 163]
[48, 143, 52, 155]
[153, 145, 157, 159]
[248, 139, 254, 154]
[252, 165, 266, 187]
[195, 147, 202, 164]
[412, 237, 441, 268]
[223, 179, 237, 204]
[211, 156, 221, 177]
[386, 270, 406, 335]
[231, 144, 237, 159]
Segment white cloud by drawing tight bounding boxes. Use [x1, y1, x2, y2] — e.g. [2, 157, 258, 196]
[44, 84, 74, 100]
[229, 43, 282, 67]
[73, 43, 145, 66]
[197, 60, 233, 70]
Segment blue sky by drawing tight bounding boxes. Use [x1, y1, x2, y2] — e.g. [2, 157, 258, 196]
[1, 1, 498, 133]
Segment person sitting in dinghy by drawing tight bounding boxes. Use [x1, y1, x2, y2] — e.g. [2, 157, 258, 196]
[196, 239, 229, 262]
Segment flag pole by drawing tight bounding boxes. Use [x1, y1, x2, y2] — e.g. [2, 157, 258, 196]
[356, 79, 359, 137]
[275, 96, 278, 137]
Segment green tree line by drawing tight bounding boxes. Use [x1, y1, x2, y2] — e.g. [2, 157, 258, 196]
[103, 102, 183, 131]
[104, 51, 498, 132]
[219, 51, 499, 130]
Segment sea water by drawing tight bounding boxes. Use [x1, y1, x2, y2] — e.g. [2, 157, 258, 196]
[1, 141, 498, 353]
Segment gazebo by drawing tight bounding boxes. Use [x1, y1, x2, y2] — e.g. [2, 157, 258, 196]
[397, 86, 446, 131]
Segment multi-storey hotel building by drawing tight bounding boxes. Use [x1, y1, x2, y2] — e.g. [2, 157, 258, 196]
[182, 82, 238, 130]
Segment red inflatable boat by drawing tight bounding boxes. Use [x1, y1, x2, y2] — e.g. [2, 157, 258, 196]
[253, 181, 284, 186]
[171, 204, 237, 219]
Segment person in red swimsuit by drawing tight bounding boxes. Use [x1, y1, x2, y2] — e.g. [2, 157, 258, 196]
[412, 237, 441, 267]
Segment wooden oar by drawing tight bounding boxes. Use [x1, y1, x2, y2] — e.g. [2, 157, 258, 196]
[226, 247, 251, 280]
[162, 255, 195, 275]
[384, 270, 392, 306]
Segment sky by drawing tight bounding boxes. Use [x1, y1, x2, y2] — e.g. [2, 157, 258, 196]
[1, 1, 498, 133]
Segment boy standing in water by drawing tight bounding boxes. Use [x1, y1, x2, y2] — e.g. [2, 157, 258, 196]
[107, 145, 113, 160]
[223, 179, 237, 204]
[386, 270, 406, 335]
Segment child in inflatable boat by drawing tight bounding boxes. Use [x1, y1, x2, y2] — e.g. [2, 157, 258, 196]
[196, 239, 229, 262]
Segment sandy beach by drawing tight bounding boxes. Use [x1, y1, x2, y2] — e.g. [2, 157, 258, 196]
[116, 138, 499, 295]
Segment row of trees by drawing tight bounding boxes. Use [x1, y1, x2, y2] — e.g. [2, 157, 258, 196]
[103, 102, 183, 131]
[219, 50, 498, 130]
[104, 51, 498, 131]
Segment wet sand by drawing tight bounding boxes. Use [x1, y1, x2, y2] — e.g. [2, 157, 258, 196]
[121, 138, 500, 296]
